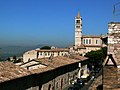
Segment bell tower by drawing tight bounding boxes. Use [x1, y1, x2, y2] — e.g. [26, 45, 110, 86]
[75, 11, 82, 46]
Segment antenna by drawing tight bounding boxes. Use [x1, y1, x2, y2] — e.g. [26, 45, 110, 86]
[113, 2, 120, 21]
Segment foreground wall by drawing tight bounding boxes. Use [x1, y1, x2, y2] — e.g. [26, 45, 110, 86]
[108, 22, 120, 66]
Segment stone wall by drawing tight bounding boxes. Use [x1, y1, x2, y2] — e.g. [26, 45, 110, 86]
[108, 22, 120, 66]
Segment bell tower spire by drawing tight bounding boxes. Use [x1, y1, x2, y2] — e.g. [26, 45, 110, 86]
[75, 10, 82, 46]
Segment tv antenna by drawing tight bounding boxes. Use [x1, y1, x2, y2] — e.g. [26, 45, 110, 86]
[113, 2, 120, 21]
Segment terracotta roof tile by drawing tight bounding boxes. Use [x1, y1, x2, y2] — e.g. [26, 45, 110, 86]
[0, 61, 30, 83]
[37, 56, 81, 68]
[36, 48, 69, 52]
[82, 35, 101, 38]
[69, 54, 88, 61]
[103, 66, 120, 89]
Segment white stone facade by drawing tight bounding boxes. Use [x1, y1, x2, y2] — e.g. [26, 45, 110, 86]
[23, 50, 37, 63]
[75, 11, 82, 46]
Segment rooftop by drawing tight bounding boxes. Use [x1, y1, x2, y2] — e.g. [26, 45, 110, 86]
[0, 55, 88, 82]
[36, 48, 69, 52]
[19, 59, 54, 74]
[37, 56, 84, 68]
[84, 45, 102, 47]
[77, 44, 86, 49]
[82, 35, 101, 38]
[69, 54, 88, 61]
[0, 61, 30, 83]
[103, 66, 120, 89]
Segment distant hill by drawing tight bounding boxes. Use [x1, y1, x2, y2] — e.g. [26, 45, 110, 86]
[0, 44, 67, 60]
[0, 45, 40, 60]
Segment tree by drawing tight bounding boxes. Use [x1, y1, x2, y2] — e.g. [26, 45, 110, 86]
[85, 47, 107, 69]
[40, 46, 51, 49]
[6, 57, 11, 61]
[13, 55, 16, 60]
[13, 58, 21, 63]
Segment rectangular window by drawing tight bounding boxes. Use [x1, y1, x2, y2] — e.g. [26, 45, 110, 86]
[89, 39, 91, 44]
[86, 39, 88, 44]
[40, 52, 42, 55]
[96, 40, 98, 44]
[84, 39, 85, 44]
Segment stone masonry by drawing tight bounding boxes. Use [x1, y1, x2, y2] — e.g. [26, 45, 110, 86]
[108, 22, 120, 66]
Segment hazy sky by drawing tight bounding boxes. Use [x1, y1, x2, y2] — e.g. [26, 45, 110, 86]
[0, 0, 119, 47]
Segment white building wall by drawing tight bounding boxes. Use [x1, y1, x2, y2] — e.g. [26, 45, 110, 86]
[75, 12, 82, 46]
[23, 50, 69, 62]
[38, 51, 68, 58]
[23, 50, 37, 63]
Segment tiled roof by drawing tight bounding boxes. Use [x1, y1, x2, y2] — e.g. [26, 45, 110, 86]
[103, 66, 120, 89]
[77, 44, 86, 49]
[19, 59, 54, 74]
[69, 54, 88, 61]
[82, 35, 101, 38]
[84, 45, 102, 47]
[0, 55, 88, 82]
[30, 65, 54, 74]
[36, 48, 69, 52]
[29, 55, 88, 73]
[37, 56, 81, 68]
[0, 61, 30, 83]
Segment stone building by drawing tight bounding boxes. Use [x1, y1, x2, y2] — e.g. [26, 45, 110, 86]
[107, 22, 120, 67]
[73, 11, 104, 55]
[0, 55, 88, 90]
[103, 22, 120, 89]
[23, 48, 69, 63]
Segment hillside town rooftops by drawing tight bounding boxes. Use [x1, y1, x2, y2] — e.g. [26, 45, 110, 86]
[0, 55, 88, 83]
[37, 56, 82, 68]
[19, 59, 54, 74]
[0, 61, 30, 83]
[28, 55, 88, 73]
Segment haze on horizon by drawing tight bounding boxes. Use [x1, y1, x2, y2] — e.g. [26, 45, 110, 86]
[0, 0, 118, 47]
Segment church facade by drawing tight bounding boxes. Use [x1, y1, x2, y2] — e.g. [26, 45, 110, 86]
[74, 11, 104, 55]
